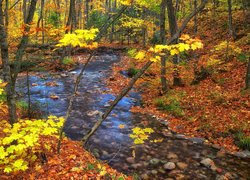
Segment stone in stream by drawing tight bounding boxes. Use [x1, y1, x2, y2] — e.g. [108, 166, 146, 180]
[234, 150, 250, 158]
[149, 158, 160, 165]
[92, 148, 100, 158]
[200, 158, 217, 171]
[216, 149, 226, 158]
[151, 170, 158, 175]
[93, 138, 101, 144]
[126, 157, 135, 164]
[131, 163, 142, 169]
[167, 152, 178, 159]
[87, 110, 101, 117]
[60, 73, 68, 78]
[140, 173, 149, 180]
[176, 162, 188, 170]
[164, 162, 176, 170]
[189, 137, 205, 144]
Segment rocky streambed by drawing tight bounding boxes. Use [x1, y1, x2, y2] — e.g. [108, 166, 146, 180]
[16, 52, 250, 179]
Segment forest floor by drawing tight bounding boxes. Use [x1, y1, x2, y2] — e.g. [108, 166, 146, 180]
[105, 11, 250, 152]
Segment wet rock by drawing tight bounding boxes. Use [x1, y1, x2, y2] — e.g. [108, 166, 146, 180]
[70, 126, 79, 130]
[216, 150, 226, 158]
[93, 138, 101, 144]
[104, 103, 110, 107]
[162, 131, 173, 137]
[86, 90, 94, 93]
[175, 134, 186, 139]
[189, 137, 204, 144]
[200, 158, 217, 171]
[92, 148, 100, 158]
[193, 152, 200, 159]
[126, 157, 135, 164]
[201, 150, 208, 156]
[151, 170, 158, 175]
[167, 152, 178, 159]
[119, 154, 125, 158]
[168, 170, 181, 177]
[234, 151, 250, 158]
[212, 144, 221, 150]
[87, 110, 101, 116]
[216, 173, 236, 180]
[122, 164, 129, 171]
[176, 162, 188, 170]
[141, 173, 149, 180]
[60, 73, 68, 78]
[143, 162, 149, 166]
[197, 174, 208, 179]
[158, 168, 166, 174]
[131, 163, 142, 169]
[149, 158, 160, 165]
[164, 162, 176, 170]
[200, 158, 213, 167]
[102, 150, 109, 157]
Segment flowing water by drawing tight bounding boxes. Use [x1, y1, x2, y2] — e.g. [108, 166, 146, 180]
[17, 52, 250, 179]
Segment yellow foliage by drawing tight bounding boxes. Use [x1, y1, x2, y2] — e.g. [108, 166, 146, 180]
[133, 35, 203, 63]
[56, 28, 99, 49]
[129, 127, 154, 145]
[0, 116, 65, 173]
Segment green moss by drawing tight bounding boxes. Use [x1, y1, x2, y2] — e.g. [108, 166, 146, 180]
[154, 91, 185, 117]
[62, 56, 75, 65]
[236, 132, 250, 150]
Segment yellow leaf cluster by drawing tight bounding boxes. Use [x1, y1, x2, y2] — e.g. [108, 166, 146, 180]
[0, 116, 65, 173]
[129, 127, 154, 145]
[132, 34, 203, 63]
[56, 28, 99, 49]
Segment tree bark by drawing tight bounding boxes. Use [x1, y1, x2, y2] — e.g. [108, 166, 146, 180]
[0, 0, 38, 124]
[66, 0, 77, 32]
[166, 0, 182, 86]
[85, 0, 90, 27]
[227, 0, 236, 40]
[0, 1, 16, 125]
[194, 0, 198, 34]
[160, 0, 168, 93]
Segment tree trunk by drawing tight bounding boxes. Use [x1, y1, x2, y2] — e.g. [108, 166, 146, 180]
[1, 0, 38, 124]
[228, 0, 236, 40]
[166, 0, 182, 86]
[85, 0, 90, 27]
[0, 1, 17, 125]
[194, 0, 198, 34]
[22, 0, 27, 21]
[160, 0, 168, 93]
[36, 0, 45, 44]
[66, 0, 77, 32]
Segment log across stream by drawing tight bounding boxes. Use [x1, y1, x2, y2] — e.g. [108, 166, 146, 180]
[16, 52, 250, 179]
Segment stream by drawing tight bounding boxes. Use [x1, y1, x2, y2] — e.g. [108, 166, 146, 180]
[16, 52, 250, 179]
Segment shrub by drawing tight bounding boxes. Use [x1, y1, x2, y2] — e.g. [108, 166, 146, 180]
[0, 116, 64, 173]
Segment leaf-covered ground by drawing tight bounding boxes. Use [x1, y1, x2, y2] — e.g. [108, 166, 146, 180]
[0, 136, 129, 180]
[106, 11, 249, 152]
